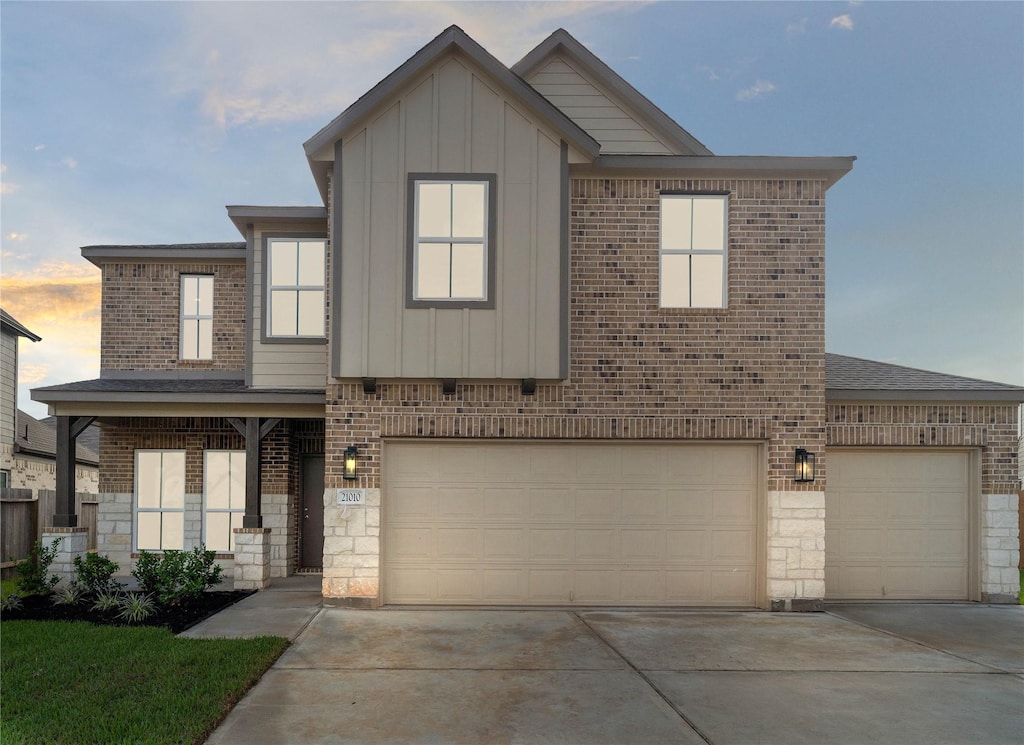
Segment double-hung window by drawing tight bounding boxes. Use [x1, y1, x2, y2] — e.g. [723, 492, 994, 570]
[659, 194, 728, 308]
[408, 174, 496, 307]
[180, 275, 213, 359]
[135, 450, 185, 551]
[203, 451, 245, 552]
[267, 238, 326, 338]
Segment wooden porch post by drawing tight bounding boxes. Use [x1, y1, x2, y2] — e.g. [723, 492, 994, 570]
[227, 417, 281, 530]
[52, 415, 95, 527]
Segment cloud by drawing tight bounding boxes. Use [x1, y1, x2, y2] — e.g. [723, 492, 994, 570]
[786, 18, 809, 36]
[166, 1, 643, 131]
[0, 163, 17, 195]
[830, 15, 855, 31]
[61, 157, 78, 169]
[736, 80, 776, 101]
[7, 232, 28, 242]
[34, 144, 46, 151]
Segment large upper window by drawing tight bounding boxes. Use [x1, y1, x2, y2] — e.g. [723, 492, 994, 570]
[267, 238, 326, 338]
[659, 194, 728, 308]
[408, 174, 496, 307]
[180, 275, 213, 360]
[203, 451, 245, 553]
[135, 450, 185, 551]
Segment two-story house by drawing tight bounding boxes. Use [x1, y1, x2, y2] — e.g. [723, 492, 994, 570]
[33, 27, 1022, 609]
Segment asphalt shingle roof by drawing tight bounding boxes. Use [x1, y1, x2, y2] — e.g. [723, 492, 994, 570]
[15, 409, 99, 465]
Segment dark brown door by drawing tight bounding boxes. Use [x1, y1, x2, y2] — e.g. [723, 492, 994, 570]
[301, 456, 325, 569]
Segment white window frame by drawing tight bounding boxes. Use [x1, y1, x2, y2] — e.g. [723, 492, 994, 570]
[134, 450, 186, 552]
[180, 274, 213, 360]
[265, 237, 326, 340]
[659, 194, 729, 309]
[407, 173, 496, 309]
[202, 450, 245, 553]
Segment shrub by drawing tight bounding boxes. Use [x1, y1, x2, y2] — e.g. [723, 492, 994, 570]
[14, 539, 62, 597]
[117, 593, 156, 623]
[0, 593, 23, 612]
[131, 546, 223, 606]
[73, 552, 123, 595]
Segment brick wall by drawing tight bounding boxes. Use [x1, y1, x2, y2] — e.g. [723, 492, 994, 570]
[99, 262, 246, 372]
[327, 177, 828, 491]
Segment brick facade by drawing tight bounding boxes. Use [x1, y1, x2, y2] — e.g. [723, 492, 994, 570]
[100, 262, 246, 372]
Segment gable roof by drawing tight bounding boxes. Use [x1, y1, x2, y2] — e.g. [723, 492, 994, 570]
[512, 29, 713, 157]
[14, 409, 98, 466]
[303, 25, 601, 202]
[825, 353, 1024, 402]
[1, 308, 41, 342]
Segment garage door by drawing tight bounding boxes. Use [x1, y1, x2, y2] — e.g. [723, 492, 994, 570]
[384, 442, 760, 606]
[825, 451, 970, 600]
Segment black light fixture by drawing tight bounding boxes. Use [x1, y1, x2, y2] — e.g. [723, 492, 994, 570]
[794, 448, 815, 483]
[442, 378, 457, 395]
[343, 445, 359, 480]
[521, 378, 537, 395]
[362, 377, 377, 394]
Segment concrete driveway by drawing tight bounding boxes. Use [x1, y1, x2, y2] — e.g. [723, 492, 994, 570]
[203, 600, 1023, 745]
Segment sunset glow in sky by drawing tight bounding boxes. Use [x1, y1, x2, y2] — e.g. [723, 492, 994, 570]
[2, 1, 1022, 419]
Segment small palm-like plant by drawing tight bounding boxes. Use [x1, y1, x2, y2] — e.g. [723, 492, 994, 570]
[52, 584, 87, 606]
[92, 590, 123, 613]
[118, 593, 156, 623]
[0, 593, 24, 612]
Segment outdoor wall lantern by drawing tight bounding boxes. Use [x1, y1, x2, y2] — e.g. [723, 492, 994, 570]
[794, 448, 815, 483]
[343, 445, 359, 480]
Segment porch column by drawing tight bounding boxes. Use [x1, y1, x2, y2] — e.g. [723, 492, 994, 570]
[51, 415, 95, 527]
[227, 417, 282, 529]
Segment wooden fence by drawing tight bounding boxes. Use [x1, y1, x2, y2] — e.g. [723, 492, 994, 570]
[0, 489, 98, 580]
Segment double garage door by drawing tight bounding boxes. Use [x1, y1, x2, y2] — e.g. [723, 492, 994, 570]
[825, 450, 971, 600]
[384, 442, 760, 606]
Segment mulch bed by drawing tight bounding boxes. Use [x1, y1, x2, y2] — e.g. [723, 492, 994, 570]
[1, 591, 254, 634]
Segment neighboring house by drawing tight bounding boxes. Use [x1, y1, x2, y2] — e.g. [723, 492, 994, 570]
[33, 27, 1022, 607]
[1, 308, 42, 488]
[10, 409, 99, 493]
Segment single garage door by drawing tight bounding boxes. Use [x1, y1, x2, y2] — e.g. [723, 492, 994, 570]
[384, 441, 759, 606]
[825, 450, 970, 600]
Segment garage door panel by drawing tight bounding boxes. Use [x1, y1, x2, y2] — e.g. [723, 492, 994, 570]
[621, 489, 664, 521]
[484, 487, 527, 519]
[666, 489, 710, 520]
[482, 528, 524, 560]
[438, 488, 482, 520]
[575, 488, 619, 520]
[577, 529, 618, 561]
[529, 529, 572, 560]
[711, 530, 754, 562]
[436, 528, 480, 559]
[529, 488, 572, 519]
[666, 530, 709, 561]
[826, 451, 969, 600]
[621, 529, 664, 561]
[385, 442, 758, 606]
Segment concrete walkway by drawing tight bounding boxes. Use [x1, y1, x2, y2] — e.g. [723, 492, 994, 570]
[180, 574, 323, 641]
[196, 587, 1024, 745]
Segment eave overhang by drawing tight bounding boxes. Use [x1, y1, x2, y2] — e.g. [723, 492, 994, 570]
[0, 309, 41, 342]
[826, 389, 1024, 403]
[576, 155, 856, 190]
[81, 243, 246, 268]
[302, 24, 601, 203]
[227, 205, 328, 238]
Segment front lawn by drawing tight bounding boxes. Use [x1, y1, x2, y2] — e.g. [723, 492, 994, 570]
[1, 621, 287, 745]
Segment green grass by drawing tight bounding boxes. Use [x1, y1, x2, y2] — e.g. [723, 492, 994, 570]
[1, 621, 287, 745]
[0, 578, 17, 599]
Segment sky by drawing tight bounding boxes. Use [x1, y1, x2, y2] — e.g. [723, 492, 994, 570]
[2, 0, 1022, 421]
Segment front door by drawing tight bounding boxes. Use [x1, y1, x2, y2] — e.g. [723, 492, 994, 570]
[301, 455, 325, 570]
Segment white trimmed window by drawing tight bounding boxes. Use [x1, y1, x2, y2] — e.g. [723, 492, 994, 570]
[135, 450, 185, 551]
[203, 451, 245, 552]
[267, 238, 326, 337]
[412, 178, 490, 302]
[180, 275, 213, 360]
[659, 194, 728, 308]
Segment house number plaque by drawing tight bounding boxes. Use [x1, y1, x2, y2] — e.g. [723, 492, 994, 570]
[336, 489, 366, 505]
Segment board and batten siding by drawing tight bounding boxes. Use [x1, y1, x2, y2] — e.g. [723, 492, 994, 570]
[525, 57, 674, 155]
[0, 332, 17, 445]
[337, 54, 564, 380]
[249, 225, 328, 389]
